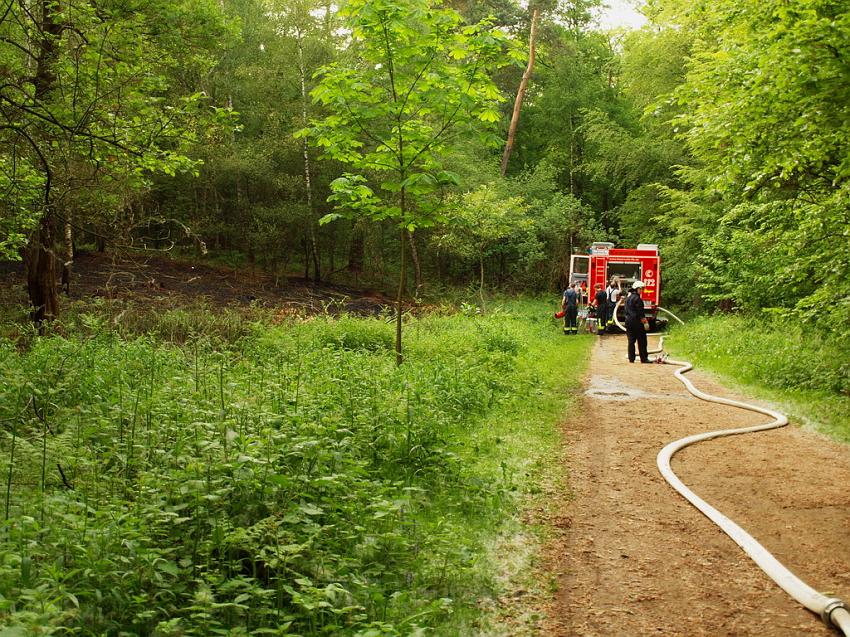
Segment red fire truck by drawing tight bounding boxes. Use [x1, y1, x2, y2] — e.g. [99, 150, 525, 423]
[569, 242, 665, 331]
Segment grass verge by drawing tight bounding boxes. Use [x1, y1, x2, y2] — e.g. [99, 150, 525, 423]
[664, 315, 850, 442]
[431, 301, 592, 636]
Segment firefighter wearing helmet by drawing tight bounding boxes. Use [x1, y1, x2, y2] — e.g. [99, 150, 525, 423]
[625, 280, 650, 363]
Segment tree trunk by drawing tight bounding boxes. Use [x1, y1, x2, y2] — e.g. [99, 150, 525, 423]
[395, 179, 409, 366]
[25, 213, 59, 328]
[348, 222, 364, 284]
[61, 214, 73, 295]
[573, 131, 584, 199]
[500, 7, 540, 177]
[298, 29, 321, 282]
[378, 222, 386, 283]
[328, 226, 336, 276]
[323, 0, 334, 39]
[406, 230, 422, 296]
[478, 253, 487, 312]
[26, 0, 63, 325]
[498, 251, 506, 286]
[236, 174, 253, 264]
[569, 114, 576, 195]
[34, 0, 62, 101]
[395, 226, 406, 366]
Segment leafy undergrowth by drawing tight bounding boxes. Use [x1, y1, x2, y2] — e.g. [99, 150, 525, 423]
[665, 315, 850, 442]
[0, 299, 590, 636]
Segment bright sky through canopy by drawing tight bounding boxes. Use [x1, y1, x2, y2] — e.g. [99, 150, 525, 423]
[594, 0, 647, 30]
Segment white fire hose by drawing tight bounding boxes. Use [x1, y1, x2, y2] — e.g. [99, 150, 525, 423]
[610, 299, 685, 333]
[655, 343, 850, 634]
[607, 303, 850, 633]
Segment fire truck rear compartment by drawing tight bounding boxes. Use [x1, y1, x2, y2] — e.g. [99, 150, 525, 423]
[606, 261, 643, 290]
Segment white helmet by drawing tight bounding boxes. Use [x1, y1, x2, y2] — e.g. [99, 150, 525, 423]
[632, 280, 645, 289]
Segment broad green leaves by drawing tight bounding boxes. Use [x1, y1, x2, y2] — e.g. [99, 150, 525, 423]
[299, 0, 517, 360]
[671, 0, 850, 195]
[438, 184, 532, 261]
[0, 0, 237, 258]
[300, 0, 517, 230]
[0, 161, 44, 259]
[651, 0, 850, 334]
[0, 308, 552, 634]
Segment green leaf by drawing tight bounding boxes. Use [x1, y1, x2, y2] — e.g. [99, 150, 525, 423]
[435, 170, 461, 186]
[299, 503, 323, 516]
[478, 109, 500, 123]
[157, 561, 180, 577]
[319, 213, 343, 225]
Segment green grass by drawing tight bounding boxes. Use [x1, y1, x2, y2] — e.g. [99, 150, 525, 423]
[427, 301, 592, 635]
[0, 297, 590, 636]
[664, 315, 850, 442]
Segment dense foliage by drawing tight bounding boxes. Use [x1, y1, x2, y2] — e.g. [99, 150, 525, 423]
[0, 302, 589, 635]
[2, 0, 848, 633]
[298, 0, 518, 360]
[1, 0, 848, 344]
[658, 0, 850, 337]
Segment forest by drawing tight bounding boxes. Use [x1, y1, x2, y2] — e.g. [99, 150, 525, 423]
[0, 0, 848, 634]
[3, 0, 847, 333]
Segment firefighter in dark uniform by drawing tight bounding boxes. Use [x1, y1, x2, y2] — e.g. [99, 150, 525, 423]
[624, 280, 650, 363]
[562, 283, 579, 335]
[593, 283, 608, 334]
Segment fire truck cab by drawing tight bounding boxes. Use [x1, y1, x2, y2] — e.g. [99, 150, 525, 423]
[569, 242, 665, 331]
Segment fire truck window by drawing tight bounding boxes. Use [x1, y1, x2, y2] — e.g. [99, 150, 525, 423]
[607, 263, 642, 286]
[571, 255, 589, 274]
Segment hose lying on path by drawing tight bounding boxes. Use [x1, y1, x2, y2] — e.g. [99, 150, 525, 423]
[652, 332, 850, 635]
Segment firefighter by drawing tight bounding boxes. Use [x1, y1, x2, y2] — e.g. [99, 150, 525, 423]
[606, 277, 622, 324]
[593, 283, 608, 334]
[624, 280, 650, 363]
[561, 282, 579, 335]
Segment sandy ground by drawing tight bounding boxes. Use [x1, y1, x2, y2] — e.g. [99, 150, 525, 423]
[540, 334, 850, 636]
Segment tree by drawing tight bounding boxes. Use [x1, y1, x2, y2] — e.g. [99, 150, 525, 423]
[500, 5, 539, 176]
[503, 10, 627, 214]
[0, 0, 235, 324]
[437, 183, 531, 308]
[261, 0, 339, 281]
[299, 0, 518, 363]
[506, 161, 602, 288]
[651, 0, 850, 332]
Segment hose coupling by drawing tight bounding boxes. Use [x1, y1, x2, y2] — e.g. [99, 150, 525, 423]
[821, 598, 849, 628]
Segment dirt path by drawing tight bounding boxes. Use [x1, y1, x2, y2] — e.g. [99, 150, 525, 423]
[541, 334, 850, 636]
